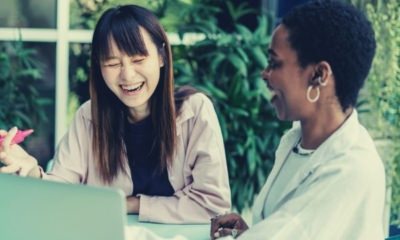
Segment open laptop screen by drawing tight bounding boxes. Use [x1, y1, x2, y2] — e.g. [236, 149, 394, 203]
[0, 173, 127, 240]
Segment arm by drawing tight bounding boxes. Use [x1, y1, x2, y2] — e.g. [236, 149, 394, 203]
[237, 157, 385, 240]
[43, 102, 91, 183]
[138, 94, 231, 223]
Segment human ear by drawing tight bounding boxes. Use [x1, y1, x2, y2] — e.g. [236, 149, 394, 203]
[159, 55, 164, 67]
[158, 43, 165, 67]
[312, 61, 332, 86]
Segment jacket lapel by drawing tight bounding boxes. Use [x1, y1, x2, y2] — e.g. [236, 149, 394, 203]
[252, 127, 301, 223]
[253, 111, 360, 223]
[269, 111, 360, 214]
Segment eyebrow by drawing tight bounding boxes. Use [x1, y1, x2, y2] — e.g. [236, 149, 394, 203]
[102, 56, 119, 61]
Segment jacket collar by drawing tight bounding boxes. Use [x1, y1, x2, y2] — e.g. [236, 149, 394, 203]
[253, 110, 360, 222]
[176, 99, 195, 136]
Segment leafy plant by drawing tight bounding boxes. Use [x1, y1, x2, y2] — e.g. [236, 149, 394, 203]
[0, 41, 50, 130]
[174, 0, 290, 211]
[364, 0, 400, 225]
[68, 0, 289, 212]
[68, 0, 189, 113]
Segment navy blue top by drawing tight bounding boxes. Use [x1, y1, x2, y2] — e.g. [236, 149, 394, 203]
[124, 116, 174, 197]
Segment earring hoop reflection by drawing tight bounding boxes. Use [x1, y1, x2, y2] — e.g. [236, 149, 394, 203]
[318, 76, 328, 86]
[307, 86, 320, 103]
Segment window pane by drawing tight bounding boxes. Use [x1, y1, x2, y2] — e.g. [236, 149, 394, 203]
[0, 0, 56, 28]
[0, 41, 56, 167]
[69, 43, 90, 114]
[69, 0, 187, 31]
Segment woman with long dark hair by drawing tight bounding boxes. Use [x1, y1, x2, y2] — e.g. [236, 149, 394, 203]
[0, 5, 231, 224]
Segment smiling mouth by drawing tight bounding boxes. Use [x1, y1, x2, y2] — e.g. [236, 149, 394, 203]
[265, 82, 278, 102]
[270, 91, 278, 102]
[121, 82, 145, 93]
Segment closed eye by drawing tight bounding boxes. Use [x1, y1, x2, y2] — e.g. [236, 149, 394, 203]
[104, 63, 121, 68]
[132, 57, 146, 63]
[267, 58, 280, 69]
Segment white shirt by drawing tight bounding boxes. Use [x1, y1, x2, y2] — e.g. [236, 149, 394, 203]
[240, 110, 385, 240]
[263, 150, 311, 218]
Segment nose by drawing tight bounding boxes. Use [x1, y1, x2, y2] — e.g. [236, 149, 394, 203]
[261, 67, 270, 81]
[120, 64, 136, 81]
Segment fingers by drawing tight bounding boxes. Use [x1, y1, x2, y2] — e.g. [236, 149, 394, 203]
[0, 149, 7, 165]
[0, 164, 21, 174]
[213, 227, 243, 239]
[210, 213, 241, 239]
[211, 213, 239, 230]
[213, 227, 232, 239]
[19, 163, 37, 177]
[2, 127, 18, 152]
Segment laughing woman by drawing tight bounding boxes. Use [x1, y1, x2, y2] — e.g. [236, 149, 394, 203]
[211, 1, 385, 239]
[0, 5, 231, 223]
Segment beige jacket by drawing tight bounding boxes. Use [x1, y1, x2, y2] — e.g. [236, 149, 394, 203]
[43, 93, 231, 223]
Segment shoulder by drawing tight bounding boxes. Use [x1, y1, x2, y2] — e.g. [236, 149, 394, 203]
[74, 100, 92, 121]
[343, 126, 383, 177]
[178, 93, 216, 120]
[317, 123, 385, 191]
[184, 92, 214, 111]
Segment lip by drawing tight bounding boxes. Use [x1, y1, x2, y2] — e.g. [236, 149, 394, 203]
[264, 80, 278, 102]
[270, 93, 278, 103]
[120, 82, 145, 95]
[120, 81, 144, 89]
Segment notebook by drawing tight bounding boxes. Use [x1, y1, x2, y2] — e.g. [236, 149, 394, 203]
[0, 173, 127, 240]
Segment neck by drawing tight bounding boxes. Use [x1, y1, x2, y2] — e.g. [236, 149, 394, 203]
[300, 105, 352, 149]
[128, 105, 150, 123]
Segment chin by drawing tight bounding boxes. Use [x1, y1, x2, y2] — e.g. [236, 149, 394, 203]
[276, 115, 286, 121]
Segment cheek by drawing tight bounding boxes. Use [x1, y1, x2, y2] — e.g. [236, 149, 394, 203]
[101, 68, 117, 82]
[144, 63, 161, 84]
[100, 70, 118, 92]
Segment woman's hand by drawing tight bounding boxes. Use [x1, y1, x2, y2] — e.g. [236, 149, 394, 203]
[126, 196, 141, 214]
[0, 127, 40, 177]
[210, 213, 249, 239]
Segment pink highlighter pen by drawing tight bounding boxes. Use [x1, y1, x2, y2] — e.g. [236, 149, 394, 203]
[0, 129, 34, 145]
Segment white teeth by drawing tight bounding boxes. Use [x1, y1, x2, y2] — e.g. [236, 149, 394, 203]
[270, 91, 277, 101]
[121, 82, 143, 91]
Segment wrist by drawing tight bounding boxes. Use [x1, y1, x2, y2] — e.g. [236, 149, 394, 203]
[126, 196, 140, 214]
[27, 159, 41, 178]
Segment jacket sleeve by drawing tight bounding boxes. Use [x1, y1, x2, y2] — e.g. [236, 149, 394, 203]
[42, 102, 90, 183]
[237, 155, 385, 240]
[138, 94, 231, 223]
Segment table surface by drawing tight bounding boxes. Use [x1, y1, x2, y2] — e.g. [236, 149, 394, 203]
[127, 215, 210, 240]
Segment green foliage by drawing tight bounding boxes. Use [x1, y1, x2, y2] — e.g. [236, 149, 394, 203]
[0, 41, 51, 130]
[70, 0, 187, 31]
[68, 0, 190, 110]
[365, 0, 400, 224]
[68, 0, 289, 212]
[174, 0, 290, 211]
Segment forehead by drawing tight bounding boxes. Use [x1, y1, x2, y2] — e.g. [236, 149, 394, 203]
[269, 25, 296, 58]
[105, 27, 155, 58]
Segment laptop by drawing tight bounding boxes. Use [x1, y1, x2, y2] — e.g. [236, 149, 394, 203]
[0, 173, 127, 240]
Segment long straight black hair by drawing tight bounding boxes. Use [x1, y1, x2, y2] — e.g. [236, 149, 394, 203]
[90, 5, 178, 183]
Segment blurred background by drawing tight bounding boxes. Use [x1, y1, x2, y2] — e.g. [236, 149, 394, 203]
[0, 0, 399, 236]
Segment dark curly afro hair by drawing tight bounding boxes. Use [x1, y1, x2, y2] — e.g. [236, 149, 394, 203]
[281, 0, 376, 111]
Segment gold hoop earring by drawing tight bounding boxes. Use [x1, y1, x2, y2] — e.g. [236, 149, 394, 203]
[318, 76, 328, 86]
[307, 85, 320, 103]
